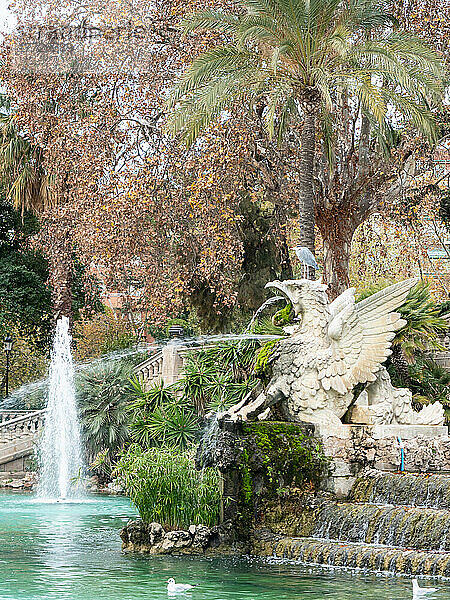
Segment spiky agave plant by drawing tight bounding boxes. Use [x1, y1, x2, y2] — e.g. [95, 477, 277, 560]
[128, 377, 199, 450]
[178, 341, 260, 414]
[128, 376, 176, 412]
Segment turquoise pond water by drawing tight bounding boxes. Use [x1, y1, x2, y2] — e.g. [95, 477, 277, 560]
[0, 491, 446, 600]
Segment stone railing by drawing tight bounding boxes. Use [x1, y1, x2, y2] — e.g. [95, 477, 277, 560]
[0, 410, 45, 436]
[134, 341, 215, 390]
[134, 350, 164, 387]
[0, 410, 40, 425]
[0, 409, 46, 471]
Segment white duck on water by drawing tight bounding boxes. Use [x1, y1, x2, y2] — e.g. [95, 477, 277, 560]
[412, 579, 438, 596]
[167, 578, 196, 594]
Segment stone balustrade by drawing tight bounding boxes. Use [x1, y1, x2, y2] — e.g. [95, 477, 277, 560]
[134, 342, 214, 390]
[134, 350, 164, 387]
[0, 410, 45, 436]
[0, 410, 46, 472]
[0, 410, 39, 425]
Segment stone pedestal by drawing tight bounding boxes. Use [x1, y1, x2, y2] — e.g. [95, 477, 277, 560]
[315, 423, 449, 498]
[161, 344, 185, 386]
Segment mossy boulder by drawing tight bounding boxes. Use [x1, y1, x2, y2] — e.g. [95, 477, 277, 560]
[218, 421, 329, 540]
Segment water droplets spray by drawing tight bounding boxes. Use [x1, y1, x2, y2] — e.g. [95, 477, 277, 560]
[37, 317, 84, 500]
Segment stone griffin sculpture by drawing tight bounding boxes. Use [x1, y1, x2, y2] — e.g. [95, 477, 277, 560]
[221, 278, 445, 427]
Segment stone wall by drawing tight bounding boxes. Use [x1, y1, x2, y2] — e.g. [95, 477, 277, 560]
[215, 420, 329, 541]
[316, 423, 450, 498]
[120, 419, 450, 564]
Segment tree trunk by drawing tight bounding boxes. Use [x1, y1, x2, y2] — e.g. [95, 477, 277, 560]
[317, 206, 359, 301]
[48, 222, 73, 324]
[391, 345, 413, 385]
[298, 110, 317, 279]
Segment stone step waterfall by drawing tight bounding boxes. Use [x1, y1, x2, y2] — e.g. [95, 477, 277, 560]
[268, 471, 450, 576]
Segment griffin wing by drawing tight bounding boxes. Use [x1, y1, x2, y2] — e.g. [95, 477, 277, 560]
[318, 279, 417, 395]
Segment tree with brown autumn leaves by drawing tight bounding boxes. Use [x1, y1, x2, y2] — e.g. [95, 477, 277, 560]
[1, 0, 447, 333]
[167, 0, 446, 297]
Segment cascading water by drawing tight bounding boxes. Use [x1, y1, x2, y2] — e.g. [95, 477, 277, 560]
[37, 317, 84, 500]
[264, 471, 450, 576]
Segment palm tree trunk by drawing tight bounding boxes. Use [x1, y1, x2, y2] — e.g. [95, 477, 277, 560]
[298, 110, 317, 279]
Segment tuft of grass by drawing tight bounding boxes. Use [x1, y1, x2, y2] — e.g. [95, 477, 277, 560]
[114, 444, 220, 528]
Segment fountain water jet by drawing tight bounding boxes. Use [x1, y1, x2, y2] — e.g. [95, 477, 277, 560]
[37, 317, 84, 500]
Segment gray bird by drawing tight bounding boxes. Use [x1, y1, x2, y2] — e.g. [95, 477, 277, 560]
[292, 246, 319, 277]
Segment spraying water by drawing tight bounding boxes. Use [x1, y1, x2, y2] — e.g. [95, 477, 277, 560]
[244, 296, 286, 333]
[37, 317, 84, 500]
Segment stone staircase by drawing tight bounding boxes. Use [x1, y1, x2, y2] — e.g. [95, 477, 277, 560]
[0, 410, 45, 472]
[266, 470, 450, 576]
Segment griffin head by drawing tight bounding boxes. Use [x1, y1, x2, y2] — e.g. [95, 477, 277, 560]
[265, 279, 329, 319]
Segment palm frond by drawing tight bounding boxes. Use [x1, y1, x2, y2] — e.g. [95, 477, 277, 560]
[382, 88, 438, 143]
[181, 9, 240, 34]
[167, 46, 256, 109]
[167, 0, 445, 161]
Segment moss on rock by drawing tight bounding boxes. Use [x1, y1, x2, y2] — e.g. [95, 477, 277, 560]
[254, 340, 280, 379]
[272, 303, 293, 327]
[222, 421, 329, 539]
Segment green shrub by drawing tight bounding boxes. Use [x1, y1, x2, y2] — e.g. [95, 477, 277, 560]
[77, 360, 134, 476]
[114, 444, 220, 528]
[128, 377, 175, 412]
[130, 402, 199, 450]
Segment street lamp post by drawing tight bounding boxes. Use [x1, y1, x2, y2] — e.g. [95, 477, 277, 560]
[3, 335, 13, 398]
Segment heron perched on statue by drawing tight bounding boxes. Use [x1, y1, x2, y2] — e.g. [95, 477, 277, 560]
[291, 246, 318, 278]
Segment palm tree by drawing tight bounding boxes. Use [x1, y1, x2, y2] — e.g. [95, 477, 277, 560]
[0, 95, 49, 213]
[167, 0, 445, 275]
[77, 360, 134, 477]
[0, 95, 73, 321]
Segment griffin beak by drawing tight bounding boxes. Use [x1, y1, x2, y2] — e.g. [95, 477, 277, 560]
[265, 280, 293, 305]
[265, 280, 287, 296]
